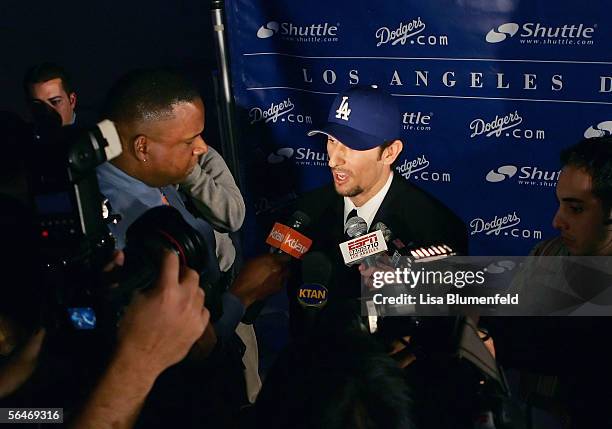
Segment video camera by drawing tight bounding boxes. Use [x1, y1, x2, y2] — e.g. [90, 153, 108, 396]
[25, 108, 208, 332]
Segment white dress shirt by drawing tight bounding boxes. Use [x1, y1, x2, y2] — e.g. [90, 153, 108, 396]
[343, 171, 394, 231]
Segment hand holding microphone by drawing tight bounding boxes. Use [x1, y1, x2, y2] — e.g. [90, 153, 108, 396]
[241, 211, 313, 323]
[230, 253, 290, 308]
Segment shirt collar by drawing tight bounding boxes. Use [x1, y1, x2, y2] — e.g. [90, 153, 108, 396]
[97, 162, 165, 205]
[343, 171, 394, 230]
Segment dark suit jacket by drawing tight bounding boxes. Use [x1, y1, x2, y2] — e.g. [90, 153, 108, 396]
[290, 175, 468, 333]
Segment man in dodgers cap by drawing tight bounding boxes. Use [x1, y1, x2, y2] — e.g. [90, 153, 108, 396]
[296, 85, 467, 301]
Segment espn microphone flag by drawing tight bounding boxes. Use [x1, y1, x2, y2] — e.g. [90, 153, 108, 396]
[339, 230, 388, 266]
[265, 222, 313, 259]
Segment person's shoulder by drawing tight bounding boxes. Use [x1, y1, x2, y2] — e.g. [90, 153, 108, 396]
[389, 177, 463, 223]
[530, 237, 568, 256]
[294, 184, 338, 220]
[384, 176, 468, 252]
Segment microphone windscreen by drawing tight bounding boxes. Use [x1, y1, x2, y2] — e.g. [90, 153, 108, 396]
[291, 210, 311, 227]
[298, 251, 333, 309]
[372, 221, 392, 241]
[345, 216, 367, 238]
[301, 251, 333, 285]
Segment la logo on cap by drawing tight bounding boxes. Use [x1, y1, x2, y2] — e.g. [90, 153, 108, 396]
[335, 96, 351, 121]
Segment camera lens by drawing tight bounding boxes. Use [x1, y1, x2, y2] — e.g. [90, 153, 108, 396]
[126, 205, 207, 273]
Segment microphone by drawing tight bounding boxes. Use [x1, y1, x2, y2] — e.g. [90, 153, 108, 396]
[371, 221, 456, 264]
[242, 211, 313, 324]
[298, 251, 332, 332]
[338, 215, 388, 266]
[298, 251, 332, 309]
[371, 222, 411, 269]
[265, 210, 312, 259]
[408, 244, 455, 263]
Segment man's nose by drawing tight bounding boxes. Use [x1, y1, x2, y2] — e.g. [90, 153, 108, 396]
[193, 136, 208, 156]
[328, 145, 344, 169]
[552, 208, 566, 231]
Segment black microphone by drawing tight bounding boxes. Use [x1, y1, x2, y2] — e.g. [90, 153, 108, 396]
[297, 251, 332, 331]
[242, 210, 313, 324]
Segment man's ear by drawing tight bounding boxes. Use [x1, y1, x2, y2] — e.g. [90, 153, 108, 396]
[68, 92, 77, 109]
[133, 135, 149, 162]
[381, 139, 403, 166]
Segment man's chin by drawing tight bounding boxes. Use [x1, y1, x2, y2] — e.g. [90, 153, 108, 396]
[333, 183, 362, 198]
[184, 165, 197, 179]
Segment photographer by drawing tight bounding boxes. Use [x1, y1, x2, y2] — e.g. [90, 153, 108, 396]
[0, 218, 212, 428]
[70, 250, 210, 429]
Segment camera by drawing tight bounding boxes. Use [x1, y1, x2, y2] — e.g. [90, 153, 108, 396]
[25, 113, 208, 332]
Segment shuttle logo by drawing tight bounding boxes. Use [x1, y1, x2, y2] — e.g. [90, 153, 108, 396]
[584, 120, 612, 138]
[485, 22, 597, 46]
[376, 19, 449, 47]
[470, 212, 542, 240]
[257, 20, 339, 43]
[486, 165, 517, 183]
[486, 164, 560, 187]
[267, 147, 328, 167]
[486, 23, 519, 43]
[257, 22, 279, 39]
[267, 148, 295, 164]
[402, 111, 433, 132]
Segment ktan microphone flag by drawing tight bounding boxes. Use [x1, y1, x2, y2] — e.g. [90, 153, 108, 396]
[297, 283, 329, 308]
[339, 230, 388, 266]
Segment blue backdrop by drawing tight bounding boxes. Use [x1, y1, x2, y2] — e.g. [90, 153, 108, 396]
[225, 0, 612, 256]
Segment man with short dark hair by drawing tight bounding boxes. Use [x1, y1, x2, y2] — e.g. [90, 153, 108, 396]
[96, 69, 280, 423]
[23, 62, 77, 126]
[490, 136, 612, 428]
[98, 68, 267, 334]
[534, 136, 612, 256]
[298, 85, 467, 299]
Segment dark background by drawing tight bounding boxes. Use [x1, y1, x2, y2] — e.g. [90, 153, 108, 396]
[0, 0, 220, 136]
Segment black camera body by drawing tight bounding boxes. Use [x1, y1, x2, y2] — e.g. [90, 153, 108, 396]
[26, 116, 208, 332]
[27, 116, 122, 330]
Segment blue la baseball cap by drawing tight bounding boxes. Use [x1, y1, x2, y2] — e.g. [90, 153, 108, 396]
[307, 85, 401, 151]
